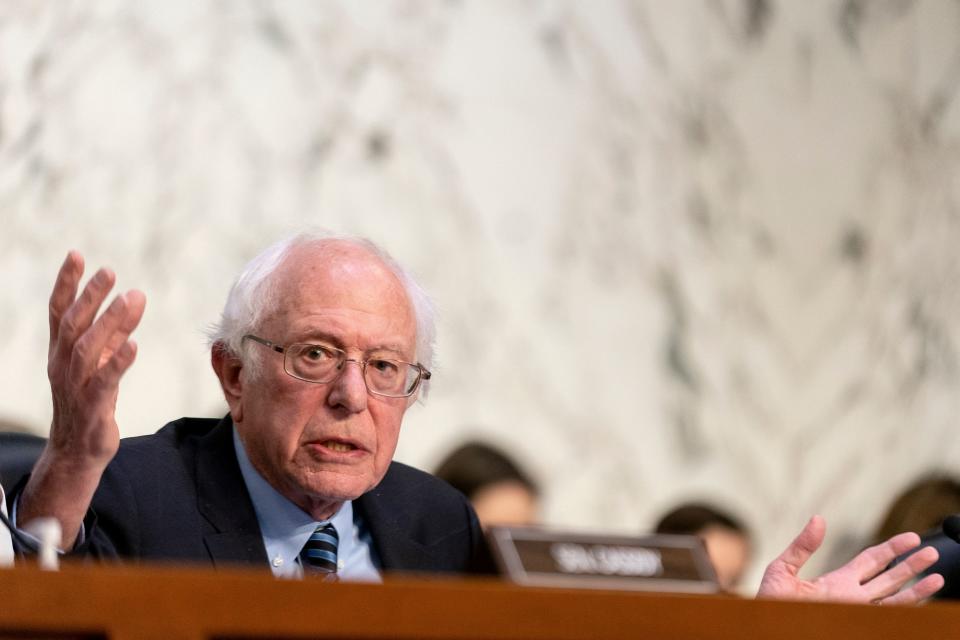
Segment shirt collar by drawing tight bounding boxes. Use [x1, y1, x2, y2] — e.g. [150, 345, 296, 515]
[232, 427, 356, 575]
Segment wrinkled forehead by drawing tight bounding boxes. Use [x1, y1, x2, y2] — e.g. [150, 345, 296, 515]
[263, 241, 416, 347]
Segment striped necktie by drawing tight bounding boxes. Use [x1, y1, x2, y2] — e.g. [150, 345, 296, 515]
[300, 523, 339, 577]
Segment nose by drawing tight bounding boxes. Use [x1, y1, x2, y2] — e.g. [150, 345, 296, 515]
[325, 359, 368, 413]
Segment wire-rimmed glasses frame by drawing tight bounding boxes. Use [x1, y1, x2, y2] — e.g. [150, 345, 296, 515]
[242, 334, 431, 398]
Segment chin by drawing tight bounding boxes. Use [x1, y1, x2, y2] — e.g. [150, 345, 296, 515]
[295, 469, 375, 503]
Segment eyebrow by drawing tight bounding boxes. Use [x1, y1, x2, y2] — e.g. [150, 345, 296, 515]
[293, 331, 411, 358]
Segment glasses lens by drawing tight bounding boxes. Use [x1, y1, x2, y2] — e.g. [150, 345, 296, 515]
[365, 359, 419, 397]
[286, 343, 341, 382]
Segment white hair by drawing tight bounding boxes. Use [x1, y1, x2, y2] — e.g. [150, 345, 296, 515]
[207, 230, 436, 392]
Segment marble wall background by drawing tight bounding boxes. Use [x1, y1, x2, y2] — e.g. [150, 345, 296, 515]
[2, 0, 960, 588]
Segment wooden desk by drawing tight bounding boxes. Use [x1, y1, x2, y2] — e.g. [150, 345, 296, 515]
[0, 563, 955, 639]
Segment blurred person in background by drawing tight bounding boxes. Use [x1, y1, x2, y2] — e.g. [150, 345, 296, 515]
[434, 441, 539, 529]
[655, 502, 752, 593]
[872, 476, 960, 545]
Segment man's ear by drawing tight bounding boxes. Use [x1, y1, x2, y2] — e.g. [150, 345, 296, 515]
[211, 342, 244, 423]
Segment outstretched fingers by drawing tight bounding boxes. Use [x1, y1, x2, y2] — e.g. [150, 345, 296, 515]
[43, 252, 147, 462]
[863, 544, 939, 602]
[101, 290, 146, 362]
[880, 573, 945, 606]
[48, 251, 84, 351]
[841, 532, 923, 583]
[68, 289, 146, 381]
[25, 254, 147, 547]
[87, 339, 139, 407]
[51, 266, 117, 382]
[773, 515, 827, 577]
[758, 517, 944, 605]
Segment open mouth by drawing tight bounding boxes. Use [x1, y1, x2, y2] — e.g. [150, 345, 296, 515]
[321, 440, 357, 453]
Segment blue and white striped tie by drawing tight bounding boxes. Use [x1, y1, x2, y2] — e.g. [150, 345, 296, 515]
[300, 523, 339, 578]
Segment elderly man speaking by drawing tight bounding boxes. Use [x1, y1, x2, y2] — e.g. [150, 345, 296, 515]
[15, 232, 490, 578]
[9, 232, 945, 601]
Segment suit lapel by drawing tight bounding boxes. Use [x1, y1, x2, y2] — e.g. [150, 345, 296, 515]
[194, 417, 269, 568]
[355, 476, 434, 572]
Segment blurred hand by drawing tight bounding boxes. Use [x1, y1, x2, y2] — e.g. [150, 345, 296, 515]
[757, 515, 943, 605]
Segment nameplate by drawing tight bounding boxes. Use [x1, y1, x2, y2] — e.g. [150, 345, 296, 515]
[488, 526, 718, 593]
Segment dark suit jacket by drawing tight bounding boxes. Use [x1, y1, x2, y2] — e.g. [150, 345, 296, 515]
[76, 416, 495, 575]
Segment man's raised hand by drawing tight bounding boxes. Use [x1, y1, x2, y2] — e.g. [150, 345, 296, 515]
[19, 251, 146, 548]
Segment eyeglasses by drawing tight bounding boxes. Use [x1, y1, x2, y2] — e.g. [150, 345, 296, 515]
[243, 334, 431, 398]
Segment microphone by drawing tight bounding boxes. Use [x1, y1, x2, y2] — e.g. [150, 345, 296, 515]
[943, 515, 960, 544]
[22, 517, 61, 570]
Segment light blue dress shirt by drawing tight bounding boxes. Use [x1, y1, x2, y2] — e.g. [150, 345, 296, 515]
[232, 430, 382, 581]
